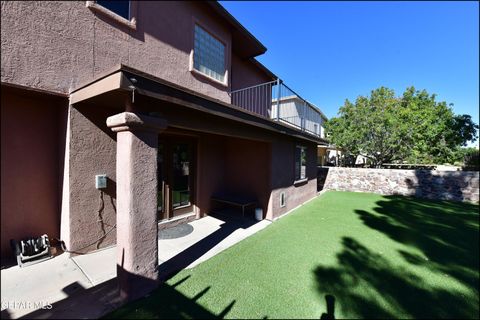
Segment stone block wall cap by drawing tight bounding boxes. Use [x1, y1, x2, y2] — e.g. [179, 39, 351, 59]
[107, 112, 167, 133]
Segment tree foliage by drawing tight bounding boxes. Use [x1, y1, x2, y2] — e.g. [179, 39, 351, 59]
[325, 86, 479, 167]
[452, 147, 480, 171]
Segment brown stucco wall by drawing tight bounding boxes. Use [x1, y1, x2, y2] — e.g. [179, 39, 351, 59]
[64, 105, 118, 253]
[195, 132, 226, 216]
[231, 54, 273, 91]
[1, 87, 66, 258]
[1, 1, 269, 104]
[223, 137, 270, 215]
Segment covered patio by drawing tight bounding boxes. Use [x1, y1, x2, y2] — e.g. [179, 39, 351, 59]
[58, 64, 320, 302]
[0, 214, 270, 319]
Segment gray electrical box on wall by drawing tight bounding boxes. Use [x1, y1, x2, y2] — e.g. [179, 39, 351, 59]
[95, 174, 107, 189]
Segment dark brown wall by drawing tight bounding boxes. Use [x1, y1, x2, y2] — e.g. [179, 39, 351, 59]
[196, 132, 226, 216]
[224, 137, 270, 214]
[231, 54, 273, 91]
[1, 86, 66, 259]
[269, 138, 318, 219]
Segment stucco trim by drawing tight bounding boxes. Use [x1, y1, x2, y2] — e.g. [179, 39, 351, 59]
[189, 68, 229, 88]
[69, 72, 125, 104]
[106, 112, 167, 133]
[60, 105, 72, 254]
[86, 1, 137, 30]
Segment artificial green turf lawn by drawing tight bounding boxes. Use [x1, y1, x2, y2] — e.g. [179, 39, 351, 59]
[106, 191, 479, 319]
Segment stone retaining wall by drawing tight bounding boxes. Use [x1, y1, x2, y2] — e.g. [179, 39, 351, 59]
[318, 167, 479, 203]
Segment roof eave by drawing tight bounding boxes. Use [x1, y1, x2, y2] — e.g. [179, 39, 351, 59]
[206, 1, 267, 58]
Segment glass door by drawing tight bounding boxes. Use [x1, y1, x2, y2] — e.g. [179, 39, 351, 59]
[171, 142, 194, 216]
[158, 136, 195, 221]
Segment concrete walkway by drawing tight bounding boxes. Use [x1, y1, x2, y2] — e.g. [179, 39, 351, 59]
[1, 215, 270, 319]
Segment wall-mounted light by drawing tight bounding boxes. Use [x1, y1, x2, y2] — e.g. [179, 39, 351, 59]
[128, 77, 137, 103]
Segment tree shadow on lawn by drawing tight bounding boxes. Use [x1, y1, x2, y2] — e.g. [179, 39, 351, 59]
[314, 196, 479, 319]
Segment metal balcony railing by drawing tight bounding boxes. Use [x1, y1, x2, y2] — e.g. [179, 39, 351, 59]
[230, 79, 325, 138]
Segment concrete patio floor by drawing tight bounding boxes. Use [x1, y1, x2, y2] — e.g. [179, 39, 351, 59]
[1, 214, 270, 319]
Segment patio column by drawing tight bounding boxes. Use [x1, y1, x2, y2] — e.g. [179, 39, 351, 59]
[107, 112, 167, 302]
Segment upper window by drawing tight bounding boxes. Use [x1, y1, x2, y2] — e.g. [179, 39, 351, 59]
[193, 25, 226, 83]
[295, 146, 307, 181]
[87, 1, 136, 29]
[96, 0, 130, 20]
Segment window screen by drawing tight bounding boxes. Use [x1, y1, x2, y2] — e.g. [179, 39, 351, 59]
[193, 25, 225, 82]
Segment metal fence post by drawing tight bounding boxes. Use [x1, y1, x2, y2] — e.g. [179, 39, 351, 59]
[302, 101, 306, 131]
[276, 78, 281, 121]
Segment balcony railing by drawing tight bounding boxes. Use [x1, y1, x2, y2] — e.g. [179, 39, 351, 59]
[230, 79, 325, 138]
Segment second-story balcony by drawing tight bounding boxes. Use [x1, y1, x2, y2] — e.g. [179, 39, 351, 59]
[230, 80, 327, 139]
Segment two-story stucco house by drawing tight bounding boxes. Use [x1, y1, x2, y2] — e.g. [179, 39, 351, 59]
[1, 1, 327, 300]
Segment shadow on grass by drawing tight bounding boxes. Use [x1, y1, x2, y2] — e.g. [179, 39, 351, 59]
[314, 196, 479, 319]
[105, 275, 236, 319]
[158, 212, 258, 281]
[104, 213, 253, 319]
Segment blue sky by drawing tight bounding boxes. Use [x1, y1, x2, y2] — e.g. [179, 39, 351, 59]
[221, 1, 479, 145]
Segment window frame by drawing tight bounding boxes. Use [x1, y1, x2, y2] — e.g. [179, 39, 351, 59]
[280, 192, 286, 208]
[86, 1, 137, 30]
[189, 22, 229, 87]
[294, 145, 308, 183]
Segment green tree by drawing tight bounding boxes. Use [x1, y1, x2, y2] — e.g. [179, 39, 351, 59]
[451, 147, 480, 170]
[325, 86, 479, 167]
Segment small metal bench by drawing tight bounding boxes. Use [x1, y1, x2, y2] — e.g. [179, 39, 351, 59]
[211, 193, 257, 217]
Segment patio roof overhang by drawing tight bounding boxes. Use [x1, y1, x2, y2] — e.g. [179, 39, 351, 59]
[70, 64, 329, 145]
